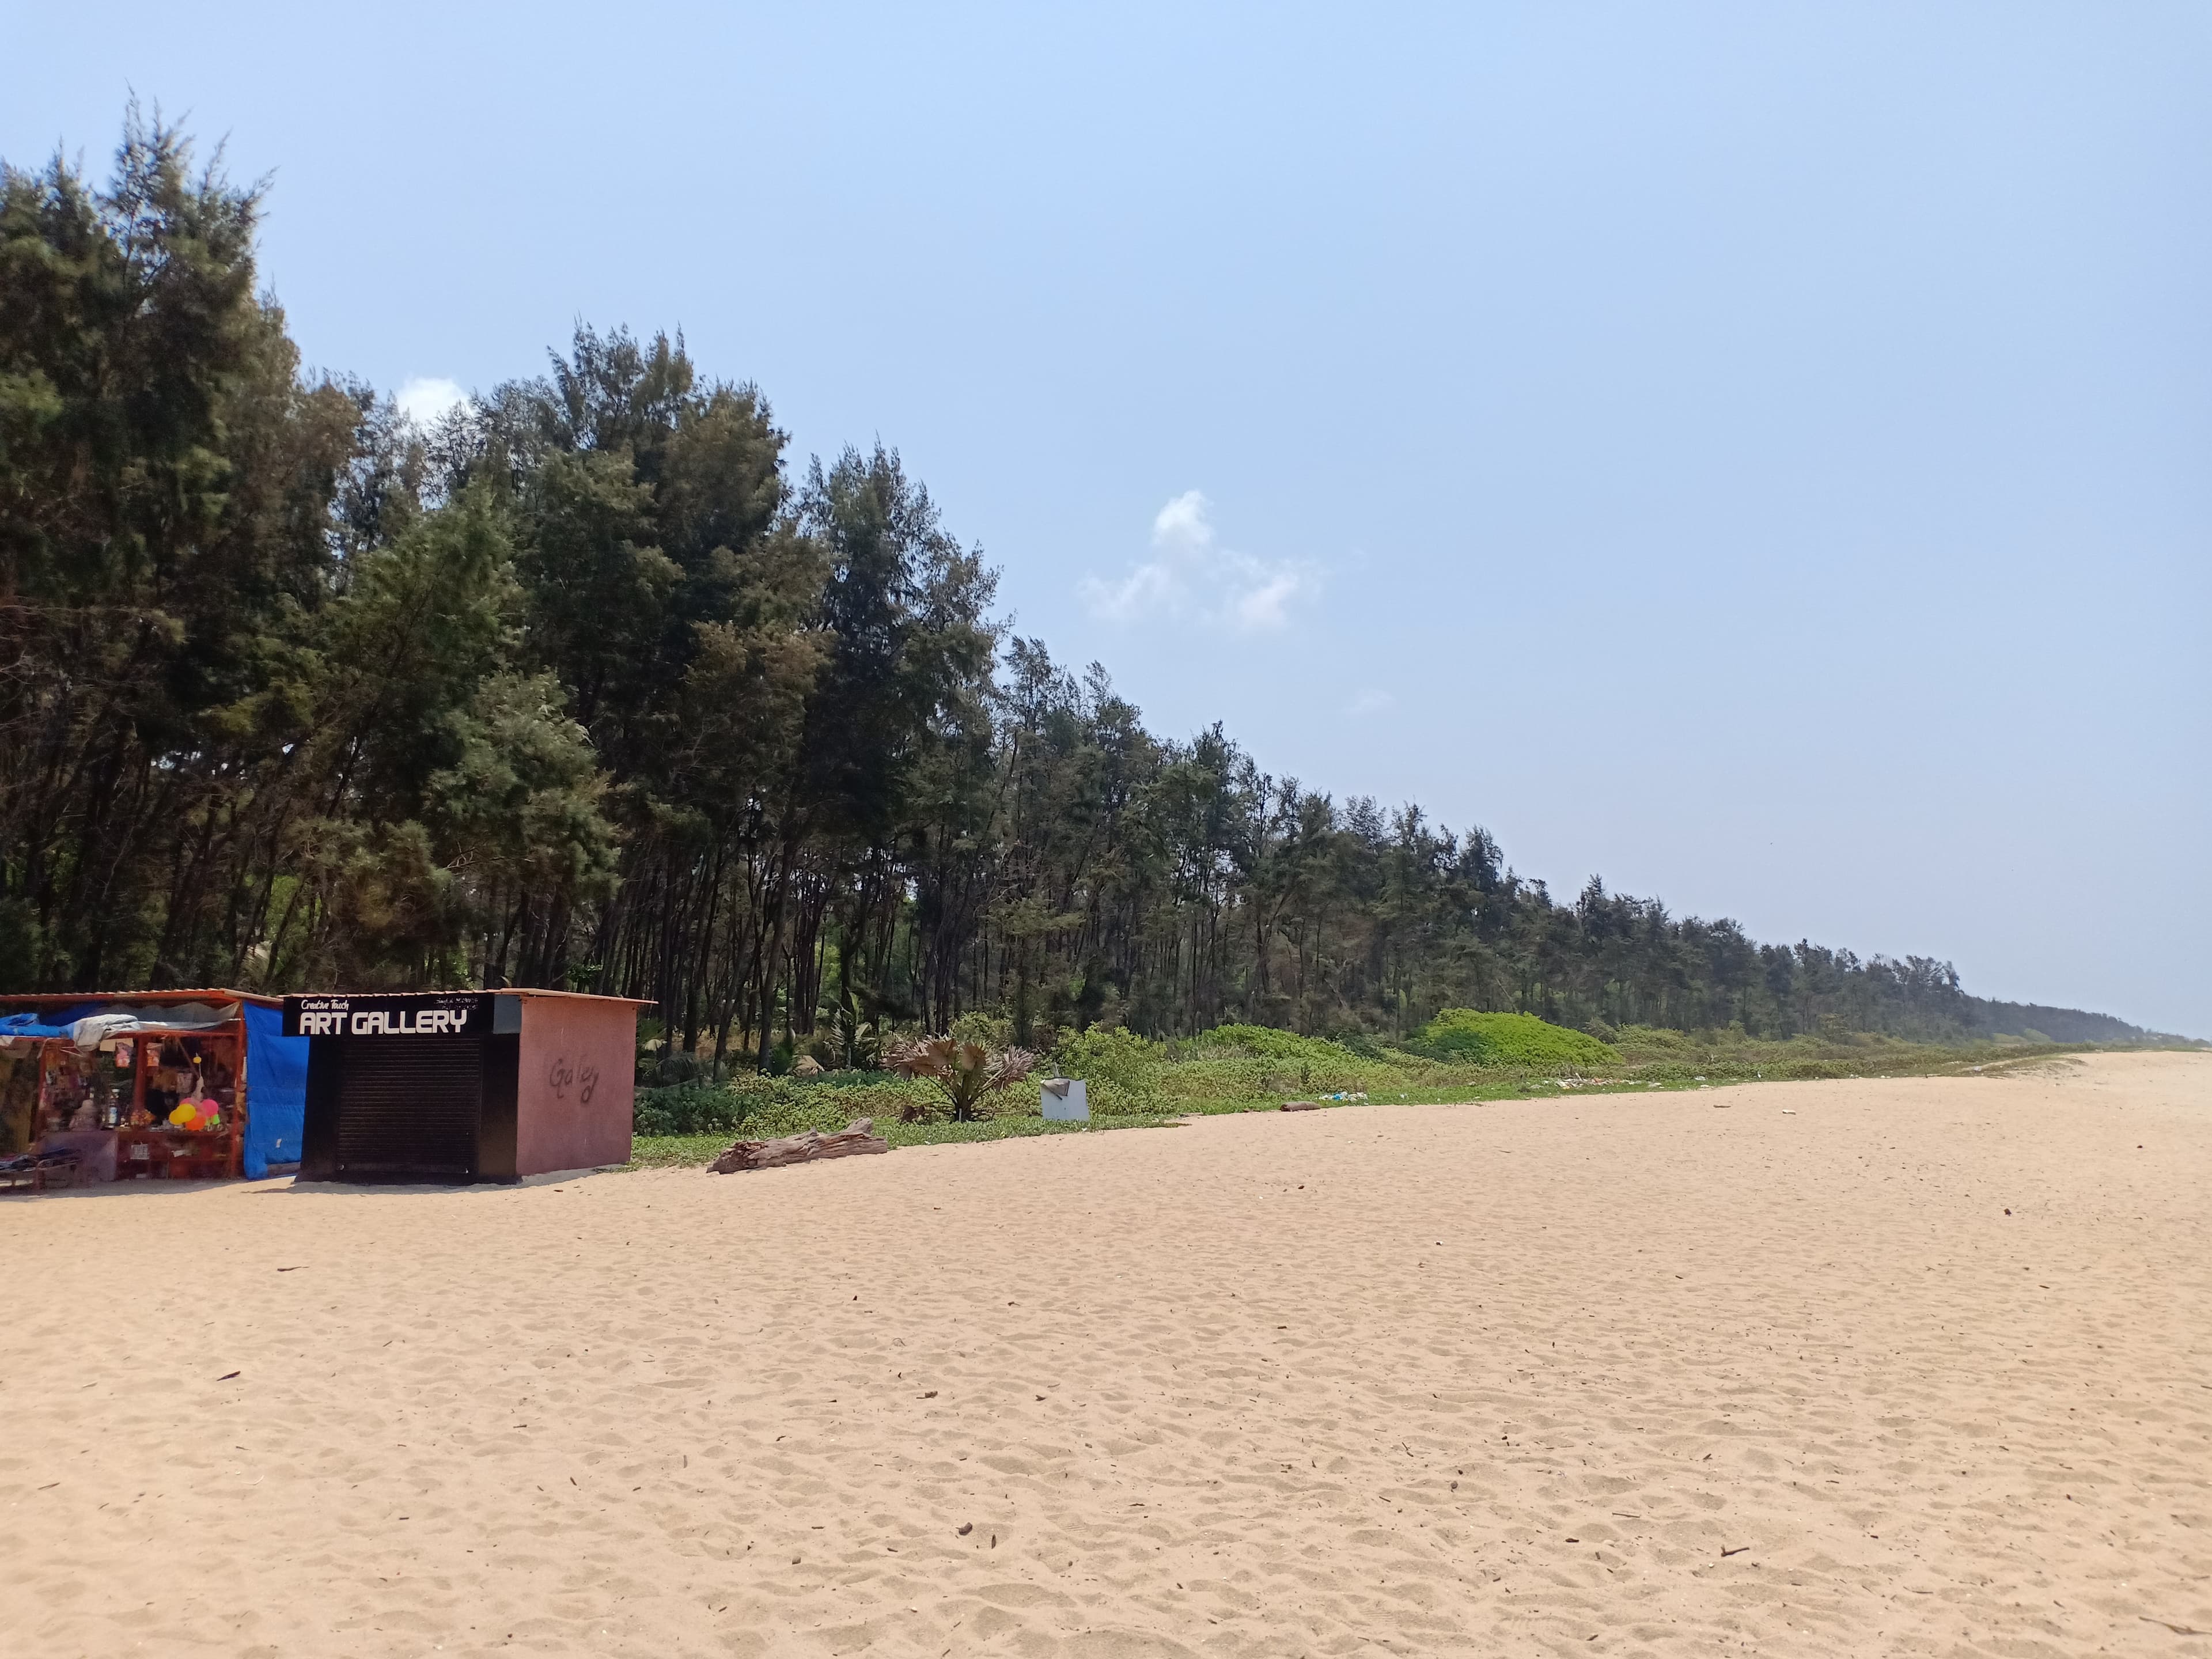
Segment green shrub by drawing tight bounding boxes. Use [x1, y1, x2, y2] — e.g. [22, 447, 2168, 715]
[1050, 1026, 1168, 1107]
[1414, 1010, 1619, 1069]
[632, 1071, 945, 1137]
[1046, 1022, 1434, 1110]
[631, 1082, 746, 1136]
[1190, 1022, 1352, 1062]
[948, 1009, 1014, 1048]
[647, 1010, 1661, 1141]
[1079, 1076, 1160, 1116]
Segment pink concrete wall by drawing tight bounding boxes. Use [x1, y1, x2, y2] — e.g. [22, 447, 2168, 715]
[514, 997, 636, 1176]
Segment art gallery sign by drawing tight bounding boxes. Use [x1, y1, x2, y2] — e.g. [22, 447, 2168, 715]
[282, 993, 496, 1039]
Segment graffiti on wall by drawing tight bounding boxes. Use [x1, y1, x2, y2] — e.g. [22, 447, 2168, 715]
[545, 1054, 601, 1106]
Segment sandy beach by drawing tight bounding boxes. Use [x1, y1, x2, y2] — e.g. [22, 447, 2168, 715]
[2, 1050, 2207, 1657]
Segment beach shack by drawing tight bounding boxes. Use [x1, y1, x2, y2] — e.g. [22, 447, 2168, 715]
[287, 989, 643, 1183]
[0, 990, 309, 1185]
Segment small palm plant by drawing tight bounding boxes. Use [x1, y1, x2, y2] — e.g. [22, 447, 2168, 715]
[835, 1010, 881, 1071]
[884, 1035, 1039, 1123]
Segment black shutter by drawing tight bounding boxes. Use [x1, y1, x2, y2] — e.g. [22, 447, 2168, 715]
[332, 1037, 483, 1179]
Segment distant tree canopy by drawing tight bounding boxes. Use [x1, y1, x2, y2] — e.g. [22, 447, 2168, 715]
[0, 115, 2165, 1055]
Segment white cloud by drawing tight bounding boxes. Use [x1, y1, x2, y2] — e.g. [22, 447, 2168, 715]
[1227, 563, 1304, 631]
[1153, 488, 1212, 549]
[396, 376, 467, 426]
[1079, 490, 1317, 633]
[1347, 687, 1395, 717]
[1080, 559, 1179, 623]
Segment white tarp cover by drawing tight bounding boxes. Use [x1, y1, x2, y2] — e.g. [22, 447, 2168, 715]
[67, 1002, 240, 1050]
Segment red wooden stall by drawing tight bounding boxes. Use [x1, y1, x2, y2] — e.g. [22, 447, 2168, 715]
[0, 990, 299, 1186]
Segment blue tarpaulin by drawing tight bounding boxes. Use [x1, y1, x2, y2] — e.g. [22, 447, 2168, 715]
[0, 1005, 102, 1040]
[243, 1002, 308, 1177]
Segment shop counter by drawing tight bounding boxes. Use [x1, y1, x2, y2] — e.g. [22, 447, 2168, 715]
[112, 1127, 238, 1180]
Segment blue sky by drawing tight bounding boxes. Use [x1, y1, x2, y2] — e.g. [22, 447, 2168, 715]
[9, 3, 2208, 1034]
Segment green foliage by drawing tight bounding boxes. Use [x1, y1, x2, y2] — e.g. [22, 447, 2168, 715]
[1037, 1027, 1165, 1115]
[633, 1072, 945, 1137]
[0, 107, 2179, 1067]
[1414, 1010, 1620, 1069]
[628, 1027, 2147, 1170]
[808, 1010, 881, 1071]
[631, 1082, 746, 1137]
[948, 1010, 1013, 1048]
[788, 1067, 900, 1090]
[1036, 1021, 1448, 1111]
[0, 899, 47, 994]
[630, 1107, 1184, 1165]
[1612, 1025, 1694, 1055]
[1188, 1024, 1361, 1063]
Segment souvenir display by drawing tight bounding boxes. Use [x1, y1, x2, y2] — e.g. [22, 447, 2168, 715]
[1, 1014, 248, 1180]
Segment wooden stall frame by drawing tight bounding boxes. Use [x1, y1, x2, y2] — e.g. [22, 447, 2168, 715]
[1, 990, 278, 1183]
[118, 1020, 245, 1181]
[31, 1020, 247, 1182]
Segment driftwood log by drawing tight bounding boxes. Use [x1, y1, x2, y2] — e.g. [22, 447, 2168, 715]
[1281, 1100, 1322, 1112]
[710, 1118, 890, 1173]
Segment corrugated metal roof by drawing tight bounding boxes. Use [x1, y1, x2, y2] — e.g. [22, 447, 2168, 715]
[0, 987, 276, 1008]
[1, 987, 652, 1008]
[495, 988, 656, 1006]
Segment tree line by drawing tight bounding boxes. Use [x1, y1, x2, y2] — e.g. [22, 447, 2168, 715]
[0, 117, 2159, 1061]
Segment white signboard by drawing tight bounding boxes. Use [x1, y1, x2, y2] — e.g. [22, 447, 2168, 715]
[1041, 1077, 1089, 1120]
